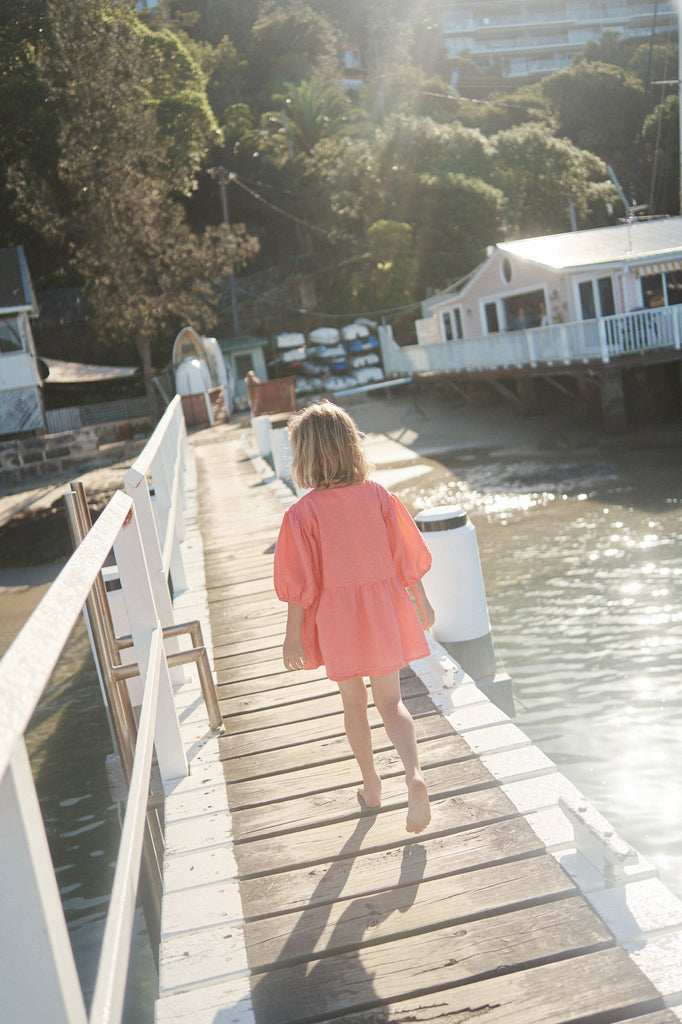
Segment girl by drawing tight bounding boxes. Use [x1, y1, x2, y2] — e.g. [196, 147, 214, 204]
[273, 400, 435, 834]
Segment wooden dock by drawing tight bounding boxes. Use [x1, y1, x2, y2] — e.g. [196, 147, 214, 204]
[155, 419, 682, 1024]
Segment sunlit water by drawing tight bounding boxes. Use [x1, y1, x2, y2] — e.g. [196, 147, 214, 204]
[0, 580, 156, 1022]
[397, 444, 682, 898]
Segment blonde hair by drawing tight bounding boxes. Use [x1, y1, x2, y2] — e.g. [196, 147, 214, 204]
[289, 400, 371, 490]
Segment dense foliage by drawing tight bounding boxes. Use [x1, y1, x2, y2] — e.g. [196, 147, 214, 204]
[0, 0, 677, 369]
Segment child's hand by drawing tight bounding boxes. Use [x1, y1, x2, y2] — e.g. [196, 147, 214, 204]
[283, 634, 306, 672]
[418, 598, 435, 630]
[410, 581, 436, 630]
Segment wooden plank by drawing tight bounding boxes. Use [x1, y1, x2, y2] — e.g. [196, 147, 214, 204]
[322, 947, 672, 1024]
[229, 755, 494, 840]
[219, 716, 454, 781]
[221, 683, 447, 735]
[217, 666, 429, 704]
[248, 898, 613, 1024]
[245, 853, 575, 970]
[233, 786, 517, 876]
[222, 696, 439, 755]
[238, 817, 548, 919]
[224, 734, 481, 810]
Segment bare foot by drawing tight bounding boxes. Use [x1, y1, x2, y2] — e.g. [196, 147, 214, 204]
[358, 772, 382, 809]
[406, 776, 430, 834]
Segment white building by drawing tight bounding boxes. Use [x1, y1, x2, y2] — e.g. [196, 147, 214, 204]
[436, 0, 678, 81]
[0, 246, 45, 436]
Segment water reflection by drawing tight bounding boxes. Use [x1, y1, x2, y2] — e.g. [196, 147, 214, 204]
[397, 448, 682, 899]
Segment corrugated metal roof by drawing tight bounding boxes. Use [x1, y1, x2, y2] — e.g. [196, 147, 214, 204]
[498, 217, 682, 270]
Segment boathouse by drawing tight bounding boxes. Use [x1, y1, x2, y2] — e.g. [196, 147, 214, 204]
[379, 217, 682, 431]
[0, 246, 45, 436]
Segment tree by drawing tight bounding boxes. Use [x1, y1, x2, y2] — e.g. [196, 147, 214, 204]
[264, 78, 355, 156]
[638, 92, 680, 215]
[542, 60, 646, 188]
[11, 0, 256, 417]
[247, 2, 340, 110]
[410, 173, 504, 292]
[490, 122, 614, 236]
[136, 24, 222, 195]
[365, 219, 417, 310]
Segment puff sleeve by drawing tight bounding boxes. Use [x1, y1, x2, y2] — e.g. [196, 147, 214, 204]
[273, 506, 319, 608]
[385, 491, 432, 587]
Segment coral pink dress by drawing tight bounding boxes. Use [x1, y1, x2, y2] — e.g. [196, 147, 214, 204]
[274, 480, 432, 682]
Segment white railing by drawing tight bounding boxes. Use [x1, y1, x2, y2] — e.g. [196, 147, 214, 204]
[386, 304, 682, 379]
[0, 395, 219, 1024]
[0, 491, 186, 1024]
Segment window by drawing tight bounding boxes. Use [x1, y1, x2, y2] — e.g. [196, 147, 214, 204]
[579, 281, 596, 320]
[441, 308, 463, 341]
[598, 277, 615, 316]
[579, 277, 615, 319]
[484, 302, 500, 334]
[501, 258, 512, 283]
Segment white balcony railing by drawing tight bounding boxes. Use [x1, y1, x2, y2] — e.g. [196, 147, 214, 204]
[381, 305, 682, 379]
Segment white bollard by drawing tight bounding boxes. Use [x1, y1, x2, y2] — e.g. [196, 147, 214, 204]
[415, 505, 514, 714]
[270, 425, 294, 485]
[251, 414, 272, 457]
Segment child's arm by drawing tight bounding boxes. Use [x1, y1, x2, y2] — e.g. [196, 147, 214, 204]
[283, 602, 306, 670]
[409, 580, 435, 630]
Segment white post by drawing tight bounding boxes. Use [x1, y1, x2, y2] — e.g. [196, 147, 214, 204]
[113, 507, 188, 785]
[251, 414, 272, 457]
[0, 742, 88, 1024]
[415, 505, 514, 716]
[270, 425, 294, 485]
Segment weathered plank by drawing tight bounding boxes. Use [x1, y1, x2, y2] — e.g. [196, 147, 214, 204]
[325, 947, 672, 1024]
[248, 898, 613, 1024]
[224, 736, 482, 810]
[232, 786, 518, 876]
[229, 755, 495, 840]
[245, 853, 575, 970]
[219, 716, 454, 781]
[222, 696, 440, 756]
[238, 817, 548, 919]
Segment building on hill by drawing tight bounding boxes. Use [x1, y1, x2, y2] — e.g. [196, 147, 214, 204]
[436, 0, 678, 82]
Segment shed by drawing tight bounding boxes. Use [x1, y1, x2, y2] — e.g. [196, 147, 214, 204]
[0, 246, 45, 436]
[217, 335, 269, 408]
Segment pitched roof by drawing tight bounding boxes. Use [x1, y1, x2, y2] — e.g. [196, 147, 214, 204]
[0, 246, 38, 314]
[498, 217, 682, 271]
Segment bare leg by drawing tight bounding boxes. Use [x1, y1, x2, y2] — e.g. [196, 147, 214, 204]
[337, 676, 382, 808]
[370, 671, 430, 834]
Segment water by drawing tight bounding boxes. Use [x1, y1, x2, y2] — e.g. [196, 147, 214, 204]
[0, 569, 157, 1022]
[397, 441, 682, 899]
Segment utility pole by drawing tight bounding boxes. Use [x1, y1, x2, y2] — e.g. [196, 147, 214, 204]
[209, 166, 240, 337]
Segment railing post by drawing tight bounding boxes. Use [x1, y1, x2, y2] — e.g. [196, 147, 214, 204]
[673, 307, 682, 350]
[524, 329, 537, 367]
[0, 741, 88, 1024]
[597, 317, 610, 363]
[113, 505, 188, 786]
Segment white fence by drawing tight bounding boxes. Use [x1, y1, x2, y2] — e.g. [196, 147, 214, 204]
[388, 304, 682, 378]
[0, 395, 218, 1024]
